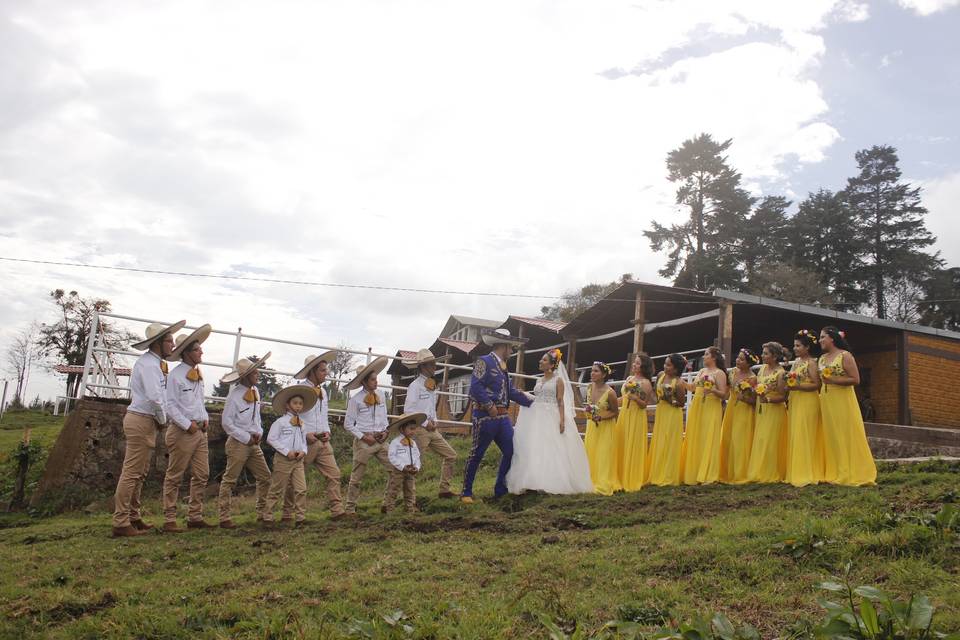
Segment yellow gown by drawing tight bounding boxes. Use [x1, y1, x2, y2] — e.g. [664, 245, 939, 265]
[784, 359, 825, 487]
[618, 376, 649, 491]
[719, 370, 756, 484]
[818, 352, 877, 486]
[583, 386, 622, 495]
[746, 365, 788, 483]
[646, 375, 685, 486]
[680, 371, 725, 485]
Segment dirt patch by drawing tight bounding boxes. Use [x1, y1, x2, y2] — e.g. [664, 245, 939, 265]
[397, 514, 509, 534]
[46, 591, 118, 623]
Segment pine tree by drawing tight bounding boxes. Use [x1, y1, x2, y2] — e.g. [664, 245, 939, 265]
[741, 196, 791, 288]
[918, 267, 960, 330]
[843, 145, 941, 319]
[644, 134, 753, 291]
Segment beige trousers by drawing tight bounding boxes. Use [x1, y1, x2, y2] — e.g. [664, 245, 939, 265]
[283, 439, 343, 518]
[345, 438, 394, 513]
[384, 470, 417, 511]
[413, 426, 457, 493]
[112, 412, 160, 528]
[162, 426, 209, 523]
[217, 436, 271, 522]
[264, 455, 306, 522]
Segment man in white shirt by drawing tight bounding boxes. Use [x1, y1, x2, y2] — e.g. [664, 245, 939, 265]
[161, 324, 213, 533]
[385, 413, 424, 513]
[112, 319, 185, 538]
[342, 357, 392, 515]
[403, 349, 457, 498]
[283, 352, 346, 520]
[217, 353, 273, 529]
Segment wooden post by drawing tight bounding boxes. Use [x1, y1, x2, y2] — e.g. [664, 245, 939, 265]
[632, 288, 646, 354]
[897, 331, 910, 425]
[390, 373, 401, 414]
[717, 300, 733, 366]
[441, 347, 451, 391]
[514, 324, 526, 391]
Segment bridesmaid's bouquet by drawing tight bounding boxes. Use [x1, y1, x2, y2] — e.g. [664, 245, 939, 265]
[701, 377, 715, 391]
[623, 379, 647, 403]
[786, 371, 799, 388]
[820, 361, 842, 392]
[737, 379, 756, 401]
[583, 403, 601, 423]
[755, 382, 769, 413]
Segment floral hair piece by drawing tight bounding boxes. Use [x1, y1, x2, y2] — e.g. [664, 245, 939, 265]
[738, 348, 759, 365]
[839, 330, 846, 338]
[593, 361, 612, 377]
[796, 329, 818, 343]
[551, 348, 563, 362]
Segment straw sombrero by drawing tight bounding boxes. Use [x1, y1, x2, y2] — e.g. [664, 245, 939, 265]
[388, 412, 426, 431]
[219, 351, 273, 384]
[402, 348, 450, 370]
[293, 351, 337, 379]
[131, 320, 187, 351]
[271, 384, 318, 414]
[481, 328, 528, 347]
[343, 356, 389, 392]
[169, 324, 212, 361]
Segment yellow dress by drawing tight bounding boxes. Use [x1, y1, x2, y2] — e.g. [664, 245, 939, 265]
[784, 359, 825, 487]
[818, 352, 877, 486]
[719, 370, 756, 484]
[583, 387, 622, 495]
[746, 365, 788, 483]
[646, 375, 685, 486]
[618, 376, 649, 491]
[680, 371, 725, 485]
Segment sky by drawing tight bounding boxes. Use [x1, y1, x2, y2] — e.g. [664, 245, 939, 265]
[1, 0, 958, 403]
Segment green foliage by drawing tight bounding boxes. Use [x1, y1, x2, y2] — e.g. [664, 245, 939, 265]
[770, 519, 836, 566]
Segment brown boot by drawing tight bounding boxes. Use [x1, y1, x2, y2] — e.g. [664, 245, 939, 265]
[187, 520, 215, 529]
[219, 520, 237, 529]
[130, 519, 155, 531]
[162, 522, 186, 534]
[112, 525, 148, 538]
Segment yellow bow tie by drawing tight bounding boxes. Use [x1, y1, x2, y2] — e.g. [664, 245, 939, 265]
[498, 360, 507, 372]
[364, 392, 378, 407]
[160, 360, 169, 375]
[243, 387, 259, 403]
[402, 437, 412, 446]
[290, 415, 302, 427]
[425, 378, 436, 391]
[186, 367, 202, 382]
[313, 386, 324, 399]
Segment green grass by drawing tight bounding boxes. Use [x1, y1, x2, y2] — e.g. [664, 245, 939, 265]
[0, 412, 957, 638]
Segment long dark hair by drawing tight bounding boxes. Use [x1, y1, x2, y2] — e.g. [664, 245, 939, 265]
[737, 348, 760, 368]
[664, 353, 687, 376]
[821, 326, 851, 351]
[705, 346, 726, 371]
[635, 353, 655, 380]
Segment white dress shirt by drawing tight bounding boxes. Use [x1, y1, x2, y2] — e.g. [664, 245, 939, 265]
[128, 351, 168, 424]
[388, 435, 421, 471]
[267, 413, 308, 457]
[221, 384, 262, 445]
[403, 375, 437, 427]
[291, 378, 329, 436]
[166, 362, 210, 430]
[343, 388, 388, 439]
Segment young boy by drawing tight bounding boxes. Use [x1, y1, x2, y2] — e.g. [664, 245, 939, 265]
[263, 384, 317, 527]
[385, 413, 425, 514]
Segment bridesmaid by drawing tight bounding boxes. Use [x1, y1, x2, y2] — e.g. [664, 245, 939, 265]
[618, 353, 655, 491]
[680, 346, 728, 485]
[583, 361, 622, 495]
[647, 353, 689, 486]
[784, 329, 824, 487]
[719, 348, 758, 484]
[818, 326, 877, 486]
[746, 342, 788, 483]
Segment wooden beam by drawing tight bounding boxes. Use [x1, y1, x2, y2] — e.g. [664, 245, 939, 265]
[566, 336, 578, 378]
[897, 331, 910, 425]
[441, 347, 451, 390]
[515, 324, 526, 391]
[717, 300, 733, 366]
[632, 289, 646, 354]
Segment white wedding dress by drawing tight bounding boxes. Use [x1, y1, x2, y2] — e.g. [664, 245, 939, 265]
[506, 369, 594, 495]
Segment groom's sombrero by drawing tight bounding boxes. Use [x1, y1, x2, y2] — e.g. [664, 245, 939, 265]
[131, 320, 187, 351]
[481, 328, 528, 347]
[169, 324, 212, 361]
[402, 348, 450, 369]
[344, 356, 389, 392]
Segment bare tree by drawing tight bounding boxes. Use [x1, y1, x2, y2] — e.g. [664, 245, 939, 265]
[327, 342, 358, 400]
[4, 323, 39, 405]
[884, 277, 924, 324]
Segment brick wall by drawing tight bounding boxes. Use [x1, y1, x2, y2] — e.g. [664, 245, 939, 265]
[907, 334, 960, 429]
[856, 350, 899, 424]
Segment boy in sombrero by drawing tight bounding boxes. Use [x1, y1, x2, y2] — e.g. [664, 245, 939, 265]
[385, 413, 425, 513]
[262, 384, 316, 527]
[342, 356, 393, 515]
[161, 324, 214, 533]
[402, 349, 457, 499]
[112, 319, 186, 538]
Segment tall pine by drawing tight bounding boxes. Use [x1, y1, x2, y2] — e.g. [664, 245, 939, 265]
[741, 195, 791, 288]
[843, 145, 940, 319]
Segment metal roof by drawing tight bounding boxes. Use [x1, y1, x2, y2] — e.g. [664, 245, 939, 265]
[437, 338, 479, 354]
[509, 315, 567, 333]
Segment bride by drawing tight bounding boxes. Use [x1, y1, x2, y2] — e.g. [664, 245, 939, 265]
[506, 349, 594, 494]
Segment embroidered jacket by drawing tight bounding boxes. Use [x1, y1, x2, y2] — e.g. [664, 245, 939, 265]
[469, 352, 532, 419]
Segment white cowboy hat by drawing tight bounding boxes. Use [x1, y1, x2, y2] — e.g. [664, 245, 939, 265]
[402, 348, 451, 370]
[388, 412, 427, 431]
[131, 320, 187, 351]
[271, 383, 318, 414]
[343, 356, 389, 392]
[169, 324, 212, 361]
[219, 351, 273, 384]
[481, 328, 529, 347]
[293, 351, 337, 379]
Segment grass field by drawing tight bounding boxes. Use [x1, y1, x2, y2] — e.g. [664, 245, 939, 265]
[0, 411, 957, 639]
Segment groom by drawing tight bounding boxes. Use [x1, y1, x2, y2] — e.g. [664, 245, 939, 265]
[461, 328, 532, 504]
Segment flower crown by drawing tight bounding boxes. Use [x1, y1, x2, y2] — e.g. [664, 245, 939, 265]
[738, 348, 760, 364]
[796, 329, 818, 343]
[593, 361, 612, 377]
[549, 348, 563, 363]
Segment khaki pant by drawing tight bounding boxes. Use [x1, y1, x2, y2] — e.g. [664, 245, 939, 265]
[384, 469, 416, 511]
[264, 455, 306, 522]
[345, 438, 394, 513]
[218, 437, 271, 522]
[283, 439, 343, 518]
[113, 412, 160, 528]
[162, 426, 209, 523]
[413, 426, 457, 493]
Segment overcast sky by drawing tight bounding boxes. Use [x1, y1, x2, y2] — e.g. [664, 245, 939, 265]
[1, 0, 958, 403]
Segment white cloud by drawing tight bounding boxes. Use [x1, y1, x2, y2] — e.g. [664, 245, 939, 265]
[922, 170, 960, 267]
[897, 0, 960, 15]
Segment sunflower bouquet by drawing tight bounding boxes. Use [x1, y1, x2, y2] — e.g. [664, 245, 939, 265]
[583, 403, 602, 423]
[786, 371, 799, 388]
[820, 361, 842, 392]
[737, 378, 756, 402]
[755, 382, 769, 413]
[624, 379, 647, 403]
